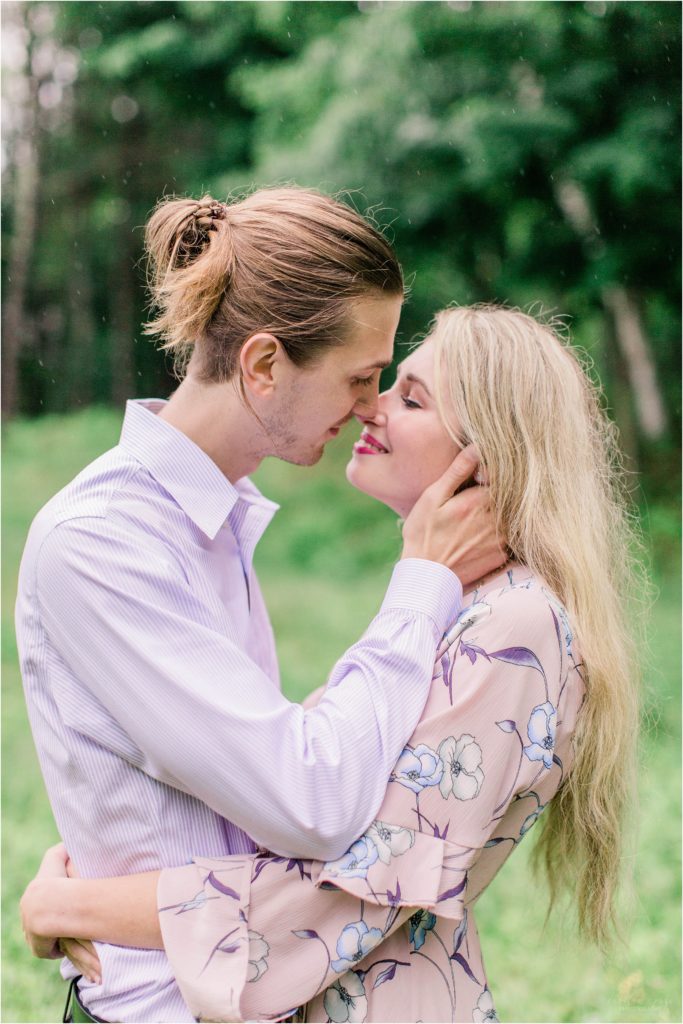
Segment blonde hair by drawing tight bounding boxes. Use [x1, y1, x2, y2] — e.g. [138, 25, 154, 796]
[144, 186, 403, 379]
[430, 304, 643, 947]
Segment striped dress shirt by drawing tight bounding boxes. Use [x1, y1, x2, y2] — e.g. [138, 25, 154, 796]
[16, 399, 462, 1022]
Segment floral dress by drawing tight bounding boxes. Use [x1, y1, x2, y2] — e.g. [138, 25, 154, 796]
[157, 567, 585, 1023]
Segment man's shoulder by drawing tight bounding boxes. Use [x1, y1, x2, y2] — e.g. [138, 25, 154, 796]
[27, 446, 137, 537]
[22, 446, 188, 576]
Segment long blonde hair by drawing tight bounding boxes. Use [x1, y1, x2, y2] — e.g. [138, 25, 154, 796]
[430, 304, 643, 947]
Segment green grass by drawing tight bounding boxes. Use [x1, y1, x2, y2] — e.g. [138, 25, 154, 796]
[2, 408, 681, 1023]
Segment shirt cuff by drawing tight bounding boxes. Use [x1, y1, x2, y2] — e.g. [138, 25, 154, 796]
[380, 558, 463, 635]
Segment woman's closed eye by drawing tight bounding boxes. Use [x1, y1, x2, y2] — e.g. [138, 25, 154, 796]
[401, 394, 422, 409]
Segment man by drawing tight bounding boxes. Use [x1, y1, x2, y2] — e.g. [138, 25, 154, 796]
[16, 189, 502, 1022]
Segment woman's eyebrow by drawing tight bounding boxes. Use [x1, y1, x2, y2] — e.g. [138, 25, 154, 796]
[402, 371, 432, 396]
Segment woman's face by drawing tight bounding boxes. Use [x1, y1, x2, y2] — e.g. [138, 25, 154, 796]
[346, 339, 462, 517]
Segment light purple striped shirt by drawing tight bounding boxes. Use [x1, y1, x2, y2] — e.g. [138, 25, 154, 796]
[16, 399, 462, 1022]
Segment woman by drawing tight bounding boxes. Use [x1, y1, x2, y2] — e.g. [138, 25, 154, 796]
[23, 306, 641, 1023]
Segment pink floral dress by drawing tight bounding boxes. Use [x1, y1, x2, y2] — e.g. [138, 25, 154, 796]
[157, 567, 584, 1023]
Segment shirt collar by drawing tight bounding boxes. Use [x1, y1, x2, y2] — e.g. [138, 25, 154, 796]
[119, 399, 279, 541]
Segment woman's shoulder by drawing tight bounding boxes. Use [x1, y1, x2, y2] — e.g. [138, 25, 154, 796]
[439, 563, 580, 676]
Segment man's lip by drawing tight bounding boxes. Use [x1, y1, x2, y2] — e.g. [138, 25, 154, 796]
[360, 432, 389, 453]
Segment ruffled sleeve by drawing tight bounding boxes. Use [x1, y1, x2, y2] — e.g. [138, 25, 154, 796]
[158, 851, 416, 1022]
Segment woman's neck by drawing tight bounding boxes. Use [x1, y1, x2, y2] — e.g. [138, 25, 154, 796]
[463, 558, 516, 598]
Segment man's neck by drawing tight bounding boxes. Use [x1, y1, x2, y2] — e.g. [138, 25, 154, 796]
[159, 375, 265, 483]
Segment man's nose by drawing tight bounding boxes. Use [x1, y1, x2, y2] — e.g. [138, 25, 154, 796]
[353, 386, 388, 424]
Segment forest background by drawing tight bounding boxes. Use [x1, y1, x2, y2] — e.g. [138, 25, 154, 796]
[2, 2, 681, 1022]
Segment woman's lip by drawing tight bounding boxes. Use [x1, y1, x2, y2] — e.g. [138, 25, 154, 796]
[353, 442, 387, 456]
[360, 432, 389, 452]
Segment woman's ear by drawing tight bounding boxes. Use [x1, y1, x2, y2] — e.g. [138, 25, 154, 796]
[239, 333, 281, 398]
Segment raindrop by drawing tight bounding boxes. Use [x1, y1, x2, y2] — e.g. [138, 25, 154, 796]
[111, 95, 139, 123]
[107, 198, 131, 225]
[79, 27, 102, 49]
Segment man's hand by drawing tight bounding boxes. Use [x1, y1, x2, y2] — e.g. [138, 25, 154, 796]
[20, 843, 102, 983]
[401, 445, 507, 585]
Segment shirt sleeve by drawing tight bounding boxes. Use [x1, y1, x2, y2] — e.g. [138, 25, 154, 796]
[34, 517, 462, 861]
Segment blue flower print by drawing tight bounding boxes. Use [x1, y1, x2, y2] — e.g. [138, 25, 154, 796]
[331, 920, 384, 973]
[454, 601, 492, 633]
[324, 836, 378, 880]
[523, 701, 557, 769]
[473, 986, 499, 1022]
[437, 734, 484, 801]
[323, 971, 367, 1023]
[520, 809, 541, 836]
[556, 602, 574, 657]
[408, 909, 437, 950]
[392, 744, 444, 793]
[246, 930, 269, 982]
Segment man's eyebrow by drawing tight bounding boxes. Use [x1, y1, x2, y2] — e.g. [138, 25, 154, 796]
[357, 360, 392, 371]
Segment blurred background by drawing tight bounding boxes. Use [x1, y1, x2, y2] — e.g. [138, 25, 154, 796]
[2, 2, 680, 1022]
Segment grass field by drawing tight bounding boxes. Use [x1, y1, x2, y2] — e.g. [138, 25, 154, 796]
[2, 408, 681, 1023]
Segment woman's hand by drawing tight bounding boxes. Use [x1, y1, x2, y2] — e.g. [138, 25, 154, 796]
[20, 843, 102, 983]
[58, 937, 101, 985]
[401, 445, 507, 584]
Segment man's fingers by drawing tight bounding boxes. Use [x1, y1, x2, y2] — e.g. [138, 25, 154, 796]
[427, 445, 480, 506]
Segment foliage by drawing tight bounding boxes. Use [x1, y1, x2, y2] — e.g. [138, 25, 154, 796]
[1, 1, 680, 495]
[2, 409, 680, 1022]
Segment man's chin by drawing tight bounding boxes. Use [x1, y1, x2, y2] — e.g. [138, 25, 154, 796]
[281, 445, 326, 468]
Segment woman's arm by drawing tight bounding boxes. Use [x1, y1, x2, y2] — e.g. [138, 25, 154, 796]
[21, 844, 163, 953]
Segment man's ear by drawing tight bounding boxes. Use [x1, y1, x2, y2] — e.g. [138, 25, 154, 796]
[239, 334, 281, 398]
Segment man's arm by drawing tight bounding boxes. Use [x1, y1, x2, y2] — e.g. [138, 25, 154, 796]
[33, 451, 503, 861]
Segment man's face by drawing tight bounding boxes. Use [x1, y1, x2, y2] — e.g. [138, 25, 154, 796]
[263, 294, 403, 467]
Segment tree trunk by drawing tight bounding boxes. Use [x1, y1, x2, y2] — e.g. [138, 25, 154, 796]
[554, 177, 668, 443]
[109, 231, 136, 408]
[2, 28, 39, 421]
[601, 286, 667, 442]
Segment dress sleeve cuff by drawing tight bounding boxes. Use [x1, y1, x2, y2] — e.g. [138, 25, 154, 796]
[157, 856, 253, 1022]
[380, 559, 463, 635]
